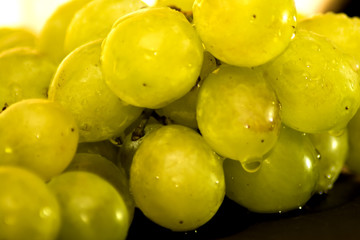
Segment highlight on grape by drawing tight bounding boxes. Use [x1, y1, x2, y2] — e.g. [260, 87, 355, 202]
[1, 0, 360, 239]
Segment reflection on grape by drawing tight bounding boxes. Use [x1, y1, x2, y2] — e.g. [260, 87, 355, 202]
[224, 125, 319, 213]
[0, 166, 60, 240]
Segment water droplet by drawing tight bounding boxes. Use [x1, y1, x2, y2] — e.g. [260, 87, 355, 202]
[298, 206, 302, 210]
[175, 184, 179, 188]
[278, 210, 282, 214]
[241, 158, 262, 173]
[215, 180, 219, 184]
[155, 176, 160, 180]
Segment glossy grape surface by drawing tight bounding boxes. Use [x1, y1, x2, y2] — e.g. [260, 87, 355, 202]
[101, 7, 204, 108]
[130, 124, 225, 231]
[48, 39, 143, 142]
[264, 29, 360, 133]
[48, 171, 130, 240]
[193, 0, 297, 67]
[0, 166, 60, 240]
[0, 99, 79, 180]
[224, 125, 319, 213]
[197, 64, 281, 163]
[64, 0, 146, 53]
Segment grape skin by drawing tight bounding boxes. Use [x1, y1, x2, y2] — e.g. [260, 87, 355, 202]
[196, 64, 281, 163]
[193, 0, 297, 67]
[101, 7, 204, 108]
[130, 124, 225, 231]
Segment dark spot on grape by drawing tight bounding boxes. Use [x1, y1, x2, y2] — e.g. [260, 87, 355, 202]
[261, 139, 265, 143]
[71, 128, 75, 132]
[292, 25, 295, 29]
[252, 14, 256, 19]
[345, 106, 349, 110]
[179, 220, 183, 224]
[142, 83, 147, 87]
[1, 102, 8, 112]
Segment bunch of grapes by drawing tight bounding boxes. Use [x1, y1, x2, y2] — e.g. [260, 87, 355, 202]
[1, 0, 360, 239]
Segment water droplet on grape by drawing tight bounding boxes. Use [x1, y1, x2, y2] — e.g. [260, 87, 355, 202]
[4, 147, 13, 154]
[155, 176, 160, 180]
[241, 158, 262, 173]
[298, 206, 302, 210]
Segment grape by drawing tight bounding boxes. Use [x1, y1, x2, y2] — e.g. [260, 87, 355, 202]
[0, 47, 56, 111]
[38, 0, 93, 63]
[101, 7, 204, 108]
[346, 109, 360, 174]
[64, 0, 147, 54]
[118, 120, 162, 178]
[196, 64, 281, 165]
[192, 0, 297, 67]
[77, 140, 120, 164]
[48, 171, 130, 240]
[0, 166, 60, 240]
[0, 99, 79, 181]
[299, 12, 360, 62]
[224, 125, 319, 213]
[155, 0, 194, 11]
[263, 29, 360, 133]
[0, 27, 37, 53]
[65, 153, 135, 223]
[48, 39, 143, 142]
[309, 129, 349, 194]
[130, 124, 225, 231]
[155, 51, 218, 129]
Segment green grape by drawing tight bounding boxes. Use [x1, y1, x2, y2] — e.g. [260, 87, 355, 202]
[38, 0, 93, 63]
[346, 109, 360, 174]
[197, 64, 281, 165]
[101, 7, 204, 108]
[0, 47, 56, 111]
[118, 121, 162, 178]
[0, 166, 60, 240]
[65, 153, 135, 223]
[64, 0, 147, 54]
[130, 124, 225, 231]
[0, 27, 37, 53]
[309, 129, 349, 194]
[192, 0, 297, 67]
[299, 12, 360, 62]
[0, 99, 79, 181]
[48, 39, 143, 142]
[77, 140, 119, 164]
[48, 171, 130, 240]
[224, 125, 319, 213]
[155, 51, 218, 129]
[155, 0, 194, 11]
[264, 29, 360, 133]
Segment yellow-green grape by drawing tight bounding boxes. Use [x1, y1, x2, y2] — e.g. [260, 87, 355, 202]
[118, 122, 162, 178]
[299, 12, 360, 62]
[101, 7, 204, 108]
[346, 109, 360, 174]
[0, 99, 79, 181]
[264, 29, 360, 133]
[224, 125, 319, 213]
[77, 140, 119, 164]
[48, 39, 143, 142]
[193, 0, 297, 67]
[155, 51, 218, 129]
[64, 0, 147, 54]
[38, 0, 93, 63]
[197, 64, 281, 165]
[65, 153, 135, 223]
[309, 130, 349, 194]
[130, 124, 225, 231]
[0, 27, 37, 53]
[0, 166, 60, 240]
[155, 0, 194, 11]
[0, 47, 56, 112]
[48, 171, 130, 240]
